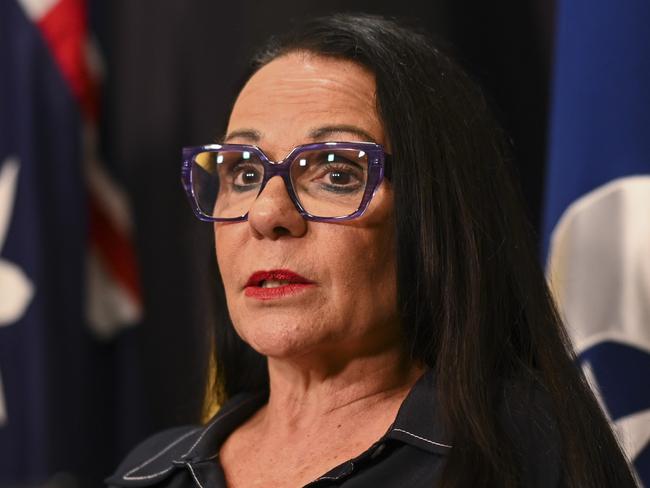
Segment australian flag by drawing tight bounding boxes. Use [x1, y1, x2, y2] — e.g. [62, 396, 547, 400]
[543, 0, 650, 484]
[0, 0, 142, 485]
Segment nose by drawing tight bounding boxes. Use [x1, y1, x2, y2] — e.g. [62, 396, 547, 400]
[247, 176, 307, 239]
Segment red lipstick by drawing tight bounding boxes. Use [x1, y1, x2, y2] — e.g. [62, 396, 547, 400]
[244, 269, 315, 300]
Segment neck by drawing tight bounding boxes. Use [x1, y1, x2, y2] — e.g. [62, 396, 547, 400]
[257, 346, 425, 436]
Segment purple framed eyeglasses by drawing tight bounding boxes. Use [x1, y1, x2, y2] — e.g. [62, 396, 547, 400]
[181, 141, 392, 222]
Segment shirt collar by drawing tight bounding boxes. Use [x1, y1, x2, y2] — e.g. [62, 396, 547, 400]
[106, 392, 267, 487]
[187, 368, 452, 460]
[107, 368, 450, 486]
[182, 391, 268, 462]
[384, 367, 452, 454]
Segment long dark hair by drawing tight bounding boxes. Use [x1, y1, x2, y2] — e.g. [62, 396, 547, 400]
[207, 13, 636, 487]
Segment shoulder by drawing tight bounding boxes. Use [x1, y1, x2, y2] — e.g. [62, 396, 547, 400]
[499, 379, 563, 487]
[104, 425, 203, 487]
[105, 391, 267, 487]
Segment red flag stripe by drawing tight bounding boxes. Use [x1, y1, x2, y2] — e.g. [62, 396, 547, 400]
[33, 0, 142, 313]
[88, 194, 141, 303]
[37, 0, 99, 121]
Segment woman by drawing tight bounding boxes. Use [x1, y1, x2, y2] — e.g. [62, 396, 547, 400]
[107, 13, 637, 488]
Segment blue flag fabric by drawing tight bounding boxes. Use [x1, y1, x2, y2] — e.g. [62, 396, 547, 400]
[0, 0, 88, 482]
[0, 1, 148, 485]
[543, 0, 650, 484]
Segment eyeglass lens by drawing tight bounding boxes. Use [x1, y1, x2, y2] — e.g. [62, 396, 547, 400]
[190, 148, 370, 219]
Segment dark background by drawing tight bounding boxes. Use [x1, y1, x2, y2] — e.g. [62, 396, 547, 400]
[94, 0, 555, 480]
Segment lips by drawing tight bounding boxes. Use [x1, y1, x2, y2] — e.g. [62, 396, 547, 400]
[244, 269, 315, 300]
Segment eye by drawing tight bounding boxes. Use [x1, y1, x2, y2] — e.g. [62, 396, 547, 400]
[231, 163, 263, 190]
[311, 162, 364, 195]
[291, 150, 368, 196]
[325, 168, 354, 186]
[318, 153, 364, 189]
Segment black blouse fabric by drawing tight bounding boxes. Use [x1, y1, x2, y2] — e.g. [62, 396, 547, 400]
[105, 369, 561, 487]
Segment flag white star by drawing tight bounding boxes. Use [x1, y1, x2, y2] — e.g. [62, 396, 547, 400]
[0, 156, 35, 426]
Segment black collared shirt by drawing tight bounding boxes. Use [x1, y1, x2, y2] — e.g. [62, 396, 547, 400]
[105, 369, 560, 487]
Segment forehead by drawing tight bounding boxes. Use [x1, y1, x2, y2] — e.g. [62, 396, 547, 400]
[227, 52, 386, 151]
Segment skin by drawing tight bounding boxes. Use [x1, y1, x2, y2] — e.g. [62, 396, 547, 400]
[215, 52, 424, 488]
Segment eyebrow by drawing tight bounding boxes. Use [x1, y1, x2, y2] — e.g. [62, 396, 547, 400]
[222, 129, 261, 143]
[309, 125, 377, 143]
[221, 125, 377, 145]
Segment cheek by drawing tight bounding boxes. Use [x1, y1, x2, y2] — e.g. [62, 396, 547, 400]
[327, 223, 399, 324]
[214, 224, 243, 289]
[348, 196, 397, 294]
[214, 229, 254, 342]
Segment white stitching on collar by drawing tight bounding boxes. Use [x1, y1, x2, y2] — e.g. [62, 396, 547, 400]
[123, 465, 173, 481]
[186, 462, 205, 488]
[391, 428, 452, 449]
[315, 463, 354, 481]
[122, 395, 262, 481]
[179, 395, 261, 459]
[123, 429, 201, 480]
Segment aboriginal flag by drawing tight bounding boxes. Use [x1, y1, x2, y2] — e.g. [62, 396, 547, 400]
[0, 0, 142, 485]
[543, 0, 650, 484]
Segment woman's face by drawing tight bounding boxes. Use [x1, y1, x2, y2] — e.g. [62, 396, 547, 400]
[216, 52, 400, 362]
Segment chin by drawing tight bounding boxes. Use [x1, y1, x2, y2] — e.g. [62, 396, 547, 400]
[235, 317, 310, 356]
[233, 314, 336, 360]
